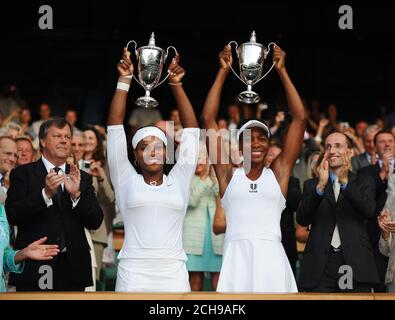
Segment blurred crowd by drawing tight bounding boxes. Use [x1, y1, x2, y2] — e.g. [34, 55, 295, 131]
[2, 81, 395, 293]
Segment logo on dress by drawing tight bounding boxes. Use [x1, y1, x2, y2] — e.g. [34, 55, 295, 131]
[249, 183, 258, 193]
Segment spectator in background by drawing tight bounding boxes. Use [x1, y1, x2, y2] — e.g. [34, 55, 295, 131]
[326, 104, 340, 133]
[306, 99, 324, 134]
[0, 85, 27, 118]
[217, 119, 228, 130]
[0, 122, 22, 140]
[358, 131, 395, 292]
[0, 137, 17, 204]
[20, 108, 32, 137]
[351, 125, 380, 172]
[270, 111, 286, 137]
[355, 120, 369, 150]
[15, 137, 35, 166]
[183, 150, 224, 291]
[71, 131, 85, 169]
[30, 103, 51, 139]
[376, 118, 385, 131]
[128, 106, 162, 131]
[378, 175, 395, 292]
[65, 108, 81, 133]
[170, 109, 182, 132]
[226, 103, 240, 131]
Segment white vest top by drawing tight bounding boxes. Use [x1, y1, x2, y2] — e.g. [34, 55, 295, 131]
[221, 167, 286, 243]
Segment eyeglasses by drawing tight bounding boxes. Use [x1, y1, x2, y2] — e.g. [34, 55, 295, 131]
[324, 143, 347, 151]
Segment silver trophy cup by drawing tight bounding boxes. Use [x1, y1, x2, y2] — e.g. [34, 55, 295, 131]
[127, 33, 177, 108]
[228, 31, 277, 104]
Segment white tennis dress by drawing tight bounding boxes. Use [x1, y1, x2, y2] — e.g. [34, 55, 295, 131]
[217, 167, 298, 293]
[107, 125, 199, 292]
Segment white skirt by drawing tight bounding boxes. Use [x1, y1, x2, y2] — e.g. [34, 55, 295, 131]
[115, 258, 191, 292]
[217, 238, 298, 293]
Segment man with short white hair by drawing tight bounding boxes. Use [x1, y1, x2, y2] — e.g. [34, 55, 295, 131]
[351, 125, 380, 172]
[0, 136, 17, 204]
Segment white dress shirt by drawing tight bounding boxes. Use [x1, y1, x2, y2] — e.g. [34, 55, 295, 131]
[41, 156, 80, 209]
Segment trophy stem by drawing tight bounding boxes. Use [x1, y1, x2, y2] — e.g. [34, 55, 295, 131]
[136, 90, 159, 109]
[247, 84, 252, 91]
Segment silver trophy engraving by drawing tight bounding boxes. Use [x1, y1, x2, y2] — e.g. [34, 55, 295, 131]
[127, 33, 177, 108]
[228, 31, 277, 104]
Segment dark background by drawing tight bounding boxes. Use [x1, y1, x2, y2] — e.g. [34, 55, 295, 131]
[0, 0, 394, 126]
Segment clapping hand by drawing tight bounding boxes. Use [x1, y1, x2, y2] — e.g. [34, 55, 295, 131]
[378, 209, 394, 240]
[64, 164, 81, 199]
[317, 154, 329, 193]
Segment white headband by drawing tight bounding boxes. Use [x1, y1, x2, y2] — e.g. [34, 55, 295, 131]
[237, 120, 271, 141]
[132, 126, 168, 149]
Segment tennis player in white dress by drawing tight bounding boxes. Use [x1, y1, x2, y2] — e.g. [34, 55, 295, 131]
[201, 45, 306, 293]
[107, 48, 199, 292]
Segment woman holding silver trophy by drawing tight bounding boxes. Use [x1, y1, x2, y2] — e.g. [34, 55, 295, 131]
[107, 45, 199, 292]
[201, 41, 307, 293]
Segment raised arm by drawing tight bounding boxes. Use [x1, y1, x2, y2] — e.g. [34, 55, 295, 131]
[201, 46, 234, 197]
[106, 48, 137, 188]
[107, 47, 134, 126]
[167, 55, 198, 128]
[272, 46, 307, 195]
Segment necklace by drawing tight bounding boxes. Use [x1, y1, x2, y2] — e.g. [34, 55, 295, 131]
[149, 181, 157, 186]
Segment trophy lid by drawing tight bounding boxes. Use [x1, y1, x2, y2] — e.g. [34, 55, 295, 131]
[148, 32, 156, 46]
[241, 30, 266, 50]
[138, 32, 166, 55]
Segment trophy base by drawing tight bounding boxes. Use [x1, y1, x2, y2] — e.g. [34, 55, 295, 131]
[135, 96, 159, 109]
[237, 90, 261, 104]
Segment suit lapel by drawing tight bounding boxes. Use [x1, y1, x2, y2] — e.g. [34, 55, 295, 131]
[35, 159, 49, 187]
[336, 171, 356, 204]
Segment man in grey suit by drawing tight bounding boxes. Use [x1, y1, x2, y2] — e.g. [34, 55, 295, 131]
[351, 125, 379, 172]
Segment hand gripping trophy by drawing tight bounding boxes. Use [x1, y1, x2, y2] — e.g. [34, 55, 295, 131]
[228, 31, 277, 104]
[126, 32, 178, 108]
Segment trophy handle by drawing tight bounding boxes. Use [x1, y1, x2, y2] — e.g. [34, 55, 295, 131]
[228, 41, 247, 85]
[255, 42, 277, 85]
[126, 40, 144, 86]
[155, 46, 179, 88]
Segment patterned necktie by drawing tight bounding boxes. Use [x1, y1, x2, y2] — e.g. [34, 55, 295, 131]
[331, 177, 342, 249]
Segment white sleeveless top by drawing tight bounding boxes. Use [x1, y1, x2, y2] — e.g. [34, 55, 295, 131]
[218, 166, 297, 293]
[221, 167, 286, 243]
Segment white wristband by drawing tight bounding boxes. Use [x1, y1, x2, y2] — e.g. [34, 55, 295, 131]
[117, 82, 130, 92]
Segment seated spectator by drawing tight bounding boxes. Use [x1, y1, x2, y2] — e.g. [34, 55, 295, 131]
[15, 137, 35, 166]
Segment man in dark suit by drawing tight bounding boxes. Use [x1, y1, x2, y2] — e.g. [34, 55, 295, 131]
[351, 125, 379, 173]
[358, 130, 395, 292]
[6, 118, 103, 291]
[297, 131, 379, 292]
